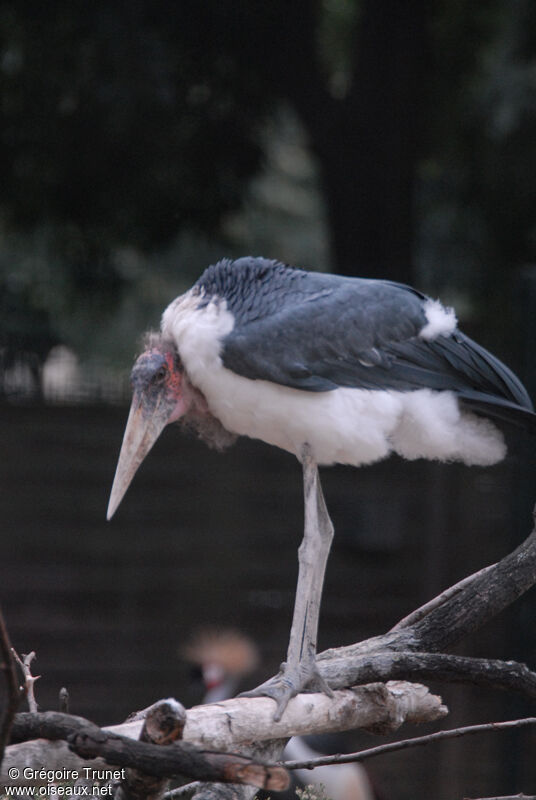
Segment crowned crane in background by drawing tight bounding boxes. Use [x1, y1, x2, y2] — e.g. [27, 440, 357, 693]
[184, 629, 378, 800]
[108, 257, 535, 719]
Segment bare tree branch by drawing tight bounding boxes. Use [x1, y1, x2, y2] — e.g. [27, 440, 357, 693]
[391, 563, 497, 631]
[12, 651, 40, 712]
[408, 508, 536, 650]
[181, 681, 447, 743]
[312, 651, 536, 700]
[59, 687, 69, 714]
[281, 717, 536, 770]
[7, 710, 289, 791]
[316, 508, 536, 689]
[2, 682, 445, 784]
[0, 608, 21, 768]
[463, 795, 536, 800]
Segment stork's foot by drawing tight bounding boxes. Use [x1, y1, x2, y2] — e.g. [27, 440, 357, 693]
[240, 654, 333, 721]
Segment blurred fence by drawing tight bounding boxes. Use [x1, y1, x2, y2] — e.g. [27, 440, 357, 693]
[0, 345, 131, 405]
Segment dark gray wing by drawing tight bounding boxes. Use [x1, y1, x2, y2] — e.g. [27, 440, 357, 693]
[221, 276, 535, 428]
[222, 277, 425, 389]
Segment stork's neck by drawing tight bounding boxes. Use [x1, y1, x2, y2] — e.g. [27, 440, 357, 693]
[179, 372, 238, 452]
[180, 374, 209, 416]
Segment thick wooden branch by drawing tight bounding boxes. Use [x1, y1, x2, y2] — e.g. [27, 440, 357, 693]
[412, 521, 536, 651]
[391, 564, 496, 631]
[313, 651, 536, 699]
[180, 681, 447, 743]
[2, 682, 445, 784]
[6, 709, 288, 792]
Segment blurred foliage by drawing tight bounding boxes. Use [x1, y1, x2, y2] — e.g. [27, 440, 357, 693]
[0, 2, 268, 247]
[418, 1, 536, 294]
[0, 0, 273, 362]
[0, 0, 535, 368]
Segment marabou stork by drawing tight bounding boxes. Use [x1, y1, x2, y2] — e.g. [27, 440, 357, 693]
[108, 257, 535, 719]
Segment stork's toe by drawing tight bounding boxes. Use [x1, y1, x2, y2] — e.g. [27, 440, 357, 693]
[239, 658, 333, 721]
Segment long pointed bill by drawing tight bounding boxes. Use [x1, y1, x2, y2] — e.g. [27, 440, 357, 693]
[107, 390, 171, 520]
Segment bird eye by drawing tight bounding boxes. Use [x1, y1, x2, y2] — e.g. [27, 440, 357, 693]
[154, 365, 167, 382]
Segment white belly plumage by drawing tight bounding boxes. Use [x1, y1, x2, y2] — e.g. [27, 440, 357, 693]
[186, 364, 505, 467]
[162, 292, 506, 468]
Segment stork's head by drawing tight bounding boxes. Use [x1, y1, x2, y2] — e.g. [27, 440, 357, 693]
[107, 336, 191, 520]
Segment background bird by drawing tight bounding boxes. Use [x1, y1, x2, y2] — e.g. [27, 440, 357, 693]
[108, 256, 535, 717]
[183, 628, 260, 704]
[184, 628, 378, 800]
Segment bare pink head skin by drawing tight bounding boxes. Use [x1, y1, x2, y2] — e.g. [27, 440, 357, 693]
[107, 336, 208, 520]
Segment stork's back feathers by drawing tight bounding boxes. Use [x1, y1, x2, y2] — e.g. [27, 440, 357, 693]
[196, 259, 534, 423]
[160, 258, 535, 468]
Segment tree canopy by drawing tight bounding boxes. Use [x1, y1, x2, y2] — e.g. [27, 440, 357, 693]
[0, 1, 534, 362]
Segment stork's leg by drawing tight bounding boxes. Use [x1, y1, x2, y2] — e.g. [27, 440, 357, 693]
[241, 444, 335, 719]
[286, 444, 335, 681]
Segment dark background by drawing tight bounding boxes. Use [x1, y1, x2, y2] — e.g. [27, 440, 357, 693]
[1, 2, 535, 799]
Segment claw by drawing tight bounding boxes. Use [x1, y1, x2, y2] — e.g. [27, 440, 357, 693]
[239, 659, 332, 720]
[309, 668, 334, 698]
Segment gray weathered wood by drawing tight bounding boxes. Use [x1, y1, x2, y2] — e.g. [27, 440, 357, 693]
[2, 682, 445, 785]
[5, 709, 289, 791]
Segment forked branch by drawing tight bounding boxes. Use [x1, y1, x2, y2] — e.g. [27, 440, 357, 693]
[12, 651, 40, 713]
[316, 506, 536, 690]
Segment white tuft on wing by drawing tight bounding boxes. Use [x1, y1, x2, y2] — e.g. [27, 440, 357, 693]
[419, 299, 457, 340]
